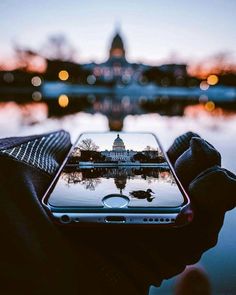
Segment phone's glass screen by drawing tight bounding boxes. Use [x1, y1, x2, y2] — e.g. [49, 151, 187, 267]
[48, 132, 185, 209]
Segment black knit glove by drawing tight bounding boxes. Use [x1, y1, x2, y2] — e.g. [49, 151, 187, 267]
[168, 132, 236, 213]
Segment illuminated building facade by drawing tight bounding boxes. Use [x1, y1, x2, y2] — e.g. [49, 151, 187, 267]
[82, 28, 187, 85]
[83, 29, 148, 84]
[101, 134, 137, 161]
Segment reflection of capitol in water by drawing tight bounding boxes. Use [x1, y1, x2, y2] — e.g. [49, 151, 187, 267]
[62, 167, 175, 192]
[101, 134, 137, 162]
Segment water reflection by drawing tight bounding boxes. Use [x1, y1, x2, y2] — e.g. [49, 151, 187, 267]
[63, 167, 175, 189]
[50, 167, 180, 208]
[1, 93, 236, 134]
[35, 93, 236, 132]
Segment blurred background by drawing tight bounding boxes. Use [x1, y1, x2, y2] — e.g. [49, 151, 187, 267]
[0, 0, 236, 294]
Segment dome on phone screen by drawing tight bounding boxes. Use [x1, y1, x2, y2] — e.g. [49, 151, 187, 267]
[113, 134, 126, 151]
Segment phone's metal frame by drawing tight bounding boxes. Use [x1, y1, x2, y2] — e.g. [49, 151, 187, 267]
[42, 132, 191, 226]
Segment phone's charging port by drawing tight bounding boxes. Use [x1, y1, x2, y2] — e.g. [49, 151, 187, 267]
[105, 216, 126, 223]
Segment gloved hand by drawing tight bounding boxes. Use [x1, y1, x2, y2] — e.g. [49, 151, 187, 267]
[0, 130, 236, 295]
[167, 132, 236, 213]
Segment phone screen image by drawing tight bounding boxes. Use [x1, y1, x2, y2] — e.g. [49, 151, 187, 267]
[48, 132, 185, 210]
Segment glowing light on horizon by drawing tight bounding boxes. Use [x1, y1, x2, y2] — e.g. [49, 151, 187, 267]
[58, 94, 69, 107]
[207, 74, 219, 85]
[58, 70, 69, 81]
[200, 81, 209, 91]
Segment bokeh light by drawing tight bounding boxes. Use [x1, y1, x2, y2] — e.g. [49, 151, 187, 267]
[58, 70, 69, 81]
[200, 81, 209, 91]
[207, 74, 219, 85]
[32, 91, 42, 101]
[31, 76, 42, 87]
[3, 72, 14, 83]
[205, 101, 215, 112]
[58, 94, 69, 107]
[87, 75, 96, 85]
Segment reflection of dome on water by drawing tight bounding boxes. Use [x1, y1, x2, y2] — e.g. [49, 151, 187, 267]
[112, 134, 126, 151]
[114, 176, 127, 194]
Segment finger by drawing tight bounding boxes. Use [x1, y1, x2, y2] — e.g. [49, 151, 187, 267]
[174, 137, 221, 189]
[167, 131, 200, 165]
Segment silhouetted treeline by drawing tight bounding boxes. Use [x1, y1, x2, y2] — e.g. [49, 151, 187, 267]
[218, 73, 236, 86]
[133, 152, 165, 163]
[0, 70, 40, 87]
[68, 150, 106, 163]
[143, 65, 200, 87]
[67, 149, 165, 164]
[45, 59, 115, 86]
[143, 66, 236, 87]
[45, 59, 91, 84]
[1, 62, 236, 88]
[63, 167, 170, 181]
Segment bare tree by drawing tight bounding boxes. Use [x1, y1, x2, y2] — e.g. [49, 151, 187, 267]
[81, 178, 101, 191]
[41, 34, 76, 61]
[13, 45, 44, 71]
[70, 147, 81, 157]
[190, 51, 236, 77]
[62, 172, 101, 190]
[78, 138, 99, 151]
[62, 171, 82, 184]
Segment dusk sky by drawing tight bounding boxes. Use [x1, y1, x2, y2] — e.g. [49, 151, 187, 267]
[77, 133, 159, 151]
[0, 0, 236, 66]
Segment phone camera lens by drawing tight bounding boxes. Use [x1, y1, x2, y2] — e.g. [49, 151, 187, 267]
[60, 215, 71, 224]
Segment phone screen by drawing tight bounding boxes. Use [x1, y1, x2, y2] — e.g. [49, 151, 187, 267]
[48, 132, 185, 209]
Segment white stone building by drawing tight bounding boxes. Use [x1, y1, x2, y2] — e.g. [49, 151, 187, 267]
[101, 134, 137, 162]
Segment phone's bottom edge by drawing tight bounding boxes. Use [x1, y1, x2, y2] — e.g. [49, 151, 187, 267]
[52, 212, 179, 225]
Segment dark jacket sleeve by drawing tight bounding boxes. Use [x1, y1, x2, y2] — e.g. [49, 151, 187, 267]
[0, 130, 80, 295]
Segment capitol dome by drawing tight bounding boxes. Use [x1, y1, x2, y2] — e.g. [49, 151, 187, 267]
[112, 134, 126, 151]
[109, 30, 126, 58]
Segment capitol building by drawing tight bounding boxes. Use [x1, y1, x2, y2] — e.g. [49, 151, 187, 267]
[101, 134, 137, 162]
[83, 29, 148, 83]
[82, 28, 187, 85]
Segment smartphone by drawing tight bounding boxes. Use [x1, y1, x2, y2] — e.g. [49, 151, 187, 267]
[42, 132, 192, 226]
